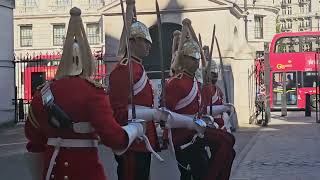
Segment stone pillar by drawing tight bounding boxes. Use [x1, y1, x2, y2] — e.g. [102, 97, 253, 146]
[231, 41, 255, 128]
[0, 4, 15, 125]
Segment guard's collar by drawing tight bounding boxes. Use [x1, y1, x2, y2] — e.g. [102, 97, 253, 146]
[183, 70, 195, 78]
[131, 55, 142, 64]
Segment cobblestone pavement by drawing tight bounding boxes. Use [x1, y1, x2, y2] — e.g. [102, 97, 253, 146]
[231, 111, 320, 180]
[0, 121, 259, 180]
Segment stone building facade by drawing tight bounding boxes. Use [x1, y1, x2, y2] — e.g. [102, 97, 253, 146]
[101, 0, 258, 127]
[0, 0, 15, 125]
[13, 0, 112, 57]
[277, 0, 320, 32]
[238, 0, 279, 57]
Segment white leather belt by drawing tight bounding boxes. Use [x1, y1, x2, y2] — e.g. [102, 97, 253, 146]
[45, 138, 98, 180]
[47, 138, 98, 148]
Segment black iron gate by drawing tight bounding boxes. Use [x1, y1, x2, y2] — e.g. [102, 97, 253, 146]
[248, 57, 267, 125]
[13, 52, 106, 123]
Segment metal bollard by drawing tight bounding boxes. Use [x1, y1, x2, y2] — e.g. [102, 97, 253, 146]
[305, 94, 311, 117]
[18, 99, 25, 120]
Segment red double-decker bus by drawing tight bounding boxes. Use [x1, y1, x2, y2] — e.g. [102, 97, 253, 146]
[23, 54, 106, 101]
[269, 32, 320, 109]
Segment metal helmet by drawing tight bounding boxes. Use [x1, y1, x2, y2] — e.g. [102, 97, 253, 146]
[55, 7, 95, 80]
[210, 60, 218, 73]
[182, 39, 201, 60]
[129, 21, 152, 44]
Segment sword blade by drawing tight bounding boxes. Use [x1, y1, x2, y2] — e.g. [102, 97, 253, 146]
[156, 0, 166, 107]
[208, 25, 216, 115]
[119, 0, 136, 119]
[215, 36, 229, 103]
[209, 25, 216, 59]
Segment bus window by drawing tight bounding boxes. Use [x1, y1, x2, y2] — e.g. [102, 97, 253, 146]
[272, 72, 297, 106]
[275, 36, 320, 53]
[301, 36, 320, 52]
[303, 71, 319, 87]
[297, 71, 302, 88]
[275, 37, 299, 53]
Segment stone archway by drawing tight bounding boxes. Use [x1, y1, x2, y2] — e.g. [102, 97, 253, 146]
[143, 22, 182, 79]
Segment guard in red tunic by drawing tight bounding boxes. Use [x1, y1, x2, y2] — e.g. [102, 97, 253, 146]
[24, 7, 146, 180]
[164, 19, 236, 180]
[108, 20, 164, 180]
[202, 59, 235, 133]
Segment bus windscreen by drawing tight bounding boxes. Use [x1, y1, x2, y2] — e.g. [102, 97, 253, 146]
[275, 36, 320, 53]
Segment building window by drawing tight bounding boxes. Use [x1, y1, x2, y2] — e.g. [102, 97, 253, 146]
[254, 16, 263, 39]
[53, 24, 65, 46]
[89, 0, 102, 6]
[300, 5, 305, 13]
[306, 18, 312, 30]
[289, 21, 292, 29]
[24, 0, 37, 7]
[56, 0, 69, 6]
[287, 6, 292, 15]
[307, 2, 311, 13]
[282, 8, 286, 15]
[20, 26, 32, 47]
[86, 23, 100, 44]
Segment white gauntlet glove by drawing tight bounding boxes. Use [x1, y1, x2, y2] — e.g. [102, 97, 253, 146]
[114, 119, 145, 155]
[128, 106, 170, 122]
[162, 109, 206, 134]
[207, 104, 232, 115]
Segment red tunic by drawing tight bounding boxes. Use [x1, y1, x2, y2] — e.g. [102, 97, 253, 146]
[108, 56, 160, 152]
[165, 72, 201, 147]
[25, 77, 129, 180]
[166, 74, 236, 180]
[203, 84, 227, 130]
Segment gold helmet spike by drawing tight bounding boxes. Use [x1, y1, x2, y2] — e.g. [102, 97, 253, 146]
[55, 7, 95, 80]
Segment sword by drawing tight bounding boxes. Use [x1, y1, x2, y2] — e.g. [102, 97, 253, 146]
[215, 36, 229, 103]
[117, 0, 136, 56]
[208, 25, 216, 115]
[155, 0, 166, 107]
[119, 0, 136, 119]
[198, 33, 207, 115]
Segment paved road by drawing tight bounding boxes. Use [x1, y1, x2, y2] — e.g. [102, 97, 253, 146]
[231, 112, 320, 180]
[0, 123, 257, 180]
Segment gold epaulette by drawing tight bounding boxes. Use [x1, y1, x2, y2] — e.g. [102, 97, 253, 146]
[120, 58, 128, 65]
[85, 78, 106, 89]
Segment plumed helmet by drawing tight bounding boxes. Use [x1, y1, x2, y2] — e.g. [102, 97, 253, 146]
[129, 21, 152, 44]
[55, 7, 95, 80]
[181, 39, 201, 60]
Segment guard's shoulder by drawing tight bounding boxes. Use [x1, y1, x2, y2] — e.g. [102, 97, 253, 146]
[119, 58, 128, 65]
[174, 73, 183, 79]
[167, 73, 183, 84]
[85, 78, 106, 89]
